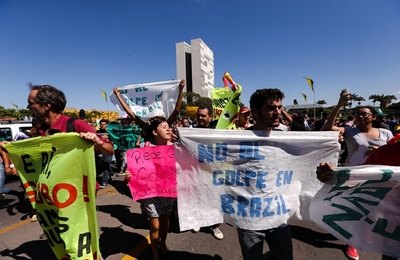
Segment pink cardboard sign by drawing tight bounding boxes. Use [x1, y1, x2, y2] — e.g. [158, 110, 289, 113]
[126, 145, 176, 201]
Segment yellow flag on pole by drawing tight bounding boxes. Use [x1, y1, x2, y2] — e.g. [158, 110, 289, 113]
[100, 89, 108, 102]
[305, 77, 314, 93]
[301, 93, 307, 103]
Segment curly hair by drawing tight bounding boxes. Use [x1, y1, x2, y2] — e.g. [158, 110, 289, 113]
[250, 88, 285, 111]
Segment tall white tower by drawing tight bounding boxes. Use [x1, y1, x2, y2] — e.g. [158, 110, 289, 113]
[176, 38, 214, 98]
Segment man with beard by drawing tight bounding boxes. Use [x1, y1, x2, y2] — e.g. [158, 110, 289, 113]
[27, 84, 113, 247]
[238, 88, 293, 260]
[27, 84, 113, 154]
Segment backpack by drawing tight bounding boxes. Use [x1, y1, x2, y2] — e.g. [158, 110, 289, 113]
[66, 118, 77, 133]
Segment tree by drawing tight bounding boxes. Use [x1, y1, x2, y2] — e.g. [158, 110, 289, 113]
[351, 93, 365, 107]
[369, 94, 380, 107]
[369, 94, 397, 108]
[379, 94, 397, 108]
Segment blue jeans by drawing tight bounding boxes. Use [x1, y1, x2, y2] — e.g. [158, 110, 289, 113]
[238, 225, 293, 260]
[101, 154, 113, 186]
[0, 163, 11, 193]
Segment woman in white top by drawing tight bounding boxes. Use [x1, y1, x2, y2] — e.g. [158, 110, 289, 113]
[325, 90, 393, 166]
[324, 90, 393, 260]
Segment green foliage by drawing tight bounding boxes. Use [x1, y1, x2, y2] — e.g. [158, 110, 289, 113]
[369, 94, 397, 108]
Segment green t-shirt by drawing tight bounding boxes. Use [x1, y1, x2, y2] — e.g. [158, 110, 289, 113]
[107, 124, 143, 151]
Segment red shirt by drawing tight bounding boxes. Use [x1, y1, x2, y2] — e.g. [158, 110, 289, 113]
[364, 142, 400, 166]
[47, 114, 95, 135]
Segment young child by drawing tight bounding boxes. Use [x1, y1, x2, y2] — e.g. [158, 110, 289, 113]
[138, 116, 174, 260]
[113, 82, 184, 260]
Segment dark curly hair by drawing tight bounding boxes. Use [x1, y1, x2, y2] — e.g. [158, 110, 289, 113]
[250, 88, 285, 111]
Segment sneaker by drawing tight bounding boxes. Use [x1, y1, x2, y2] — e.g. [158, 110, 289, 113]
[39, 232, 47, 240]
[0, 193, 5, 201]
[192, 227, 200, 232]
[30, 214, 37, 222]
[99, 184, 107, 189]
[345, 245, 359, 260]
[210, 227, 224, 240]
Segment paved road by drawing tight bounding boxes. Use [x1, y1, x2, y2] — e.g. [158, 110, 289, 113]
[0, 175, 382, 260]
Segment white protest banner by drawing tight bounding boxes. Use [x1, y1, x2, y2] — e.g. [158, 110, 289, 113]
[175, 128, 340, 231]
[310, 165, 400, 258]
[110, 80, 180, 121]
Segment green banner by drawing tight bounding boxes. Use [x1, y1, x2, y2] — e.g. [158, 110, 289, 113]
[215, 85, 242, 129]
[106, 124, 142, 151]
[5, 133, 100, 260]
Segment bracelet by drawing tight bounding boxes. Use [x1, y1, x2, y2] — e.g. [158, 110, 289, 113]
[9, 164, 15, 169]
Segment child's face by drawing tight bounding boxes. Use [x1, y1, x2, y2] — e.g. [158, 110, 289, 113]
[154, 121, 171, 141]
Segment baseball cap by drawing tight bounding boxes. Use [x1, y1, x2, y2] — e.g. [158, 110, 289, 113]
[239, 106, 251, 114]
[373, 107, 387, 117]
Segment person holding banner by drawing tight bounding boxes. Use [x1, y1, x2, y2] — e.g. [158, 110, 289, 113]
[0, 142, 25, 202]
[238, 88, 293, 260]
[324, 90, 393, 260]
[317, 142, 400, 260]
[126, 116, 175, 260]
[26, 84, 113, 259]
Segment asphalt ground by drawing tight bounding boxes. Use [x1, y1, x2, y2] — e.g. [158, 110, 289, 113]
[0, 174, 382, 260]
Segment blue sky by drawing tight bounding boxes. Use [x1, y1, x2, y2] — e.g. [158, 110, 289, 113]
[1, 0, 399, 115]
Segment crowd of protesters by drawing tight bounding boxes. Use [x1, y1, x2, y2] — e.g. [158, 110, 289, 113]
[1, 83, 399, 260]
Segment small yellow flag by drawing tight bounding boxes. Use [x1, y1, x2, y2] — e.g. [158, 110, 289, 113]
[100, 89, 108, 102]
[305, 77, 314, 93]
[301, 93, 307, 103]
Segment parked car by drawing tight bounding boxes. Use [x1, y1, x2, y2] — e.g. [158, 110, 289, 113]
[0, 123, 32, 141]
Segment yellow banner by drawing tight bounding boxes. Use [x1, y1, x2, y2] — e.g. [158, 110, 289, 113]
[5, 134, 100, 259]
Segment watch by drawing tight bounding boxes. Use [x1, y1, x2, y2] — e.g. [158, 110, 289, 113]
[9, 163, 15, 169]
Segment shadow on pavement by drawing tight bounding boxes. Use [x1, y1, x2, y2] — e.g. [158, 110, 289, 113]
[168, 251, 223, 260]
[96, 204, 149, 229]
[0, 239, 57, 259]
[290, 224, 344, 249]
[109, 179, 132, 198]
[99, 226, 148, 258]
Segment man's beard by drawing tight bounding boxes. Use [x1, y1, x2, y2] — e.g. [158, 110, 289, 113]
[31, 112, 49, 130]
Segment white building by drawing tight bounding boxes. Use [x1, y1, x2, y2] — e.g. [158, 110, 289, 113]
[176, 38, 214, 98]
